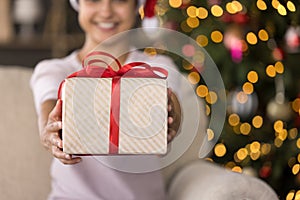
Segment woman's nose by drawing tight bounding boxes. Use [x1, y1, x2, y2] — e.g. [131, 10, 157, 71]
[97, 1, 114, 18]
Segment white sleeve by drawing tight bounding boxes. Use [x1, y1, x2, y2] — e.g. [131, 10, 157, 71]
[30, 60, 67, 115]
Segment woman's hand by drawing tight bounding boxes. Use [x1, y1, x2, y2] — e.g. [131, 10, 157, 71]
[40, 100, 81, 164]
[167, 88, 181, 143]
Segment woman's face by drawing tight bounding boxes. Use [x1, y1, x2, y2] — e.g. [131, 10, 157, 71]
[78, 0, 137, 45]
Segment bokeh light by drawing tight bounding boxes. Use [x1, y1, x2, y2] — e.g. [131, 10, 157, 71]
[188, 71, 200, 84]
[246, 32, 258, 45]
[211, 5, 223, 17]
[247, 71, 259, 83]
[196, 85, 209, 97]
[242, 82, 254, 94]
[257, 0, 267, 10]
[206, 91, 218, 104]
[211, 30, 223, 43]
[266, 65, 276, 77]
[169, 0, 182, 8]
[197, 7, 208, 19]
[258, 29, 269, 41]
[287, 1, 296, 12]
[214, 143, 227, 157]
[196, 35, 209, 47]
[252, 115, 263, 128]
[228, 113, 240, 126]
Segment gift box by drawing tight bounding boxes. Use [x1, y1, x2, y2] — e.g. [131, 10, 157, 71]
[59, 51, 168, 155]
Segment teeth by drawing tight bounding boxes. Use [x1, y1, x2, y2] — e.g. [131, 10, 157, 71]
[97, 22, 115, 29]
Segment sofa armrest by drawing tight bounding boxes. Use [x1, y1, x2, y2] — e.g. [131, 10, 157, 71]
[168, 160, 278, 200]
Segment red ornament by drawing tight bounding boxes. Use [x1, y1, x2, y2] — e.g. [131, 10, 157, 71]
[272, 47, 284, 61]
[221, 12, 249, 25]
[144, 0, 157, 17]
[259, 165, 272, 178]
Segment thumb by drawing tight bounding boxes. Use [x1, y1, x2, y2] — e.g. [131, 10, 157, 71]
[49, 99, 63, 121]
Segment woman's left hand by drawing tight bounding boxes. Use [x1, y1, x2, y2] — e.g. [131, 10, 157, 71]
[167, 88, 181, 143]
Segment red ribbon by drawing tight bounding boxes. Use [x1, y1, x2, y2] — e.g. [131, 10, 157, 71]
[58, 51, 168, 154]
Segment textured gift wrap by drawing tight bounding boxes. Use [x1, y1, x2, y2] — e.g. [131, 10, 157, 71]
[61, 77, 168, 155]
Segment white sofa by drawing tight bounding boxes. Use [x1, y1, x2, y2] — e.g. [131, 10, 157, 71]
[0, 66, 278, 200]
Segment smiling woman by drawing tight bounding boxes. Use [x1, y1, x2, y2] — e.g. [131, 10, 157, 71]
[30, 0, 181, 199]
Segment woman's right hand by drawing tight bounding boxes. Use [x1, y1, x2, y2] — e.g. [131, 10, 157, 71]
[41, 100, 81, 164]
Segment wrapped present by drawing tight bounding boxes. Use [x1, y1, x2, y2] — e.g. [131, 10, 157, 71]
[58, 51, 168, 155]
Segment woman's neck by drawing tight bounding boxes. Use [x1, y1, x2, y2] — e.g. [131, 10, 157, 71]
[77, 37, 131, 68]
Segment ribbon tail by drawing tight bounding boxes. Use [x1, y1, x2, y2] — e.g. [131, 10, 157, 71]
[109, 77, 121, 154]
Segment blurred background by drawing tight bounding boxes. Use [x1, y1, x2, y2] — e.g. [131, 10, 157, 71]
[0, 0, 299, 199]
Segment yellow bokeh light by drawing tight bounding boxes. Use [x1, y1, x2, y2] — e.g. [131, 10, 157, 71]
[278, 129, 288, 141]
[187, 6, 198, 18]
[240, 123, 251, 135]
[228, 113, 240, 126]
[211, 30, 223, 43]
[257, 0, 267, 10]
[274, 120, 284, 132]
[206, 91, 218, 104]
[274, 137, 283, 147]
[277, 4, 287, 16]
[247, 71, 259, 83]
[233, 124, 241, 134]
[272, 0, 280, 9]
[289, 128, 298, 139]
[237, 148, 248, 161]
[292, 98, 300, 112]
[232, 1, 243, 12]
[188, 71, 200, 84]
[298, 154, 300, 163]
[225, 161, 236, 169]
[258, 29, 269, 41]
[261, 143, 271, 155]
[246, 32, 258, 45]
[242, 82, 254, 94]
[186, 17, 200, 28]
[214, 143, 227, 157]
[295, 191, 300, 200]
[250, 141, 261, 153]
[211, 5, 223, 17]
[250, 151, 260, 160]
[197, 7, 208, 19]
[292, 164, 300, 175]
[232, 166, 243, 173]
[182, 60, 193, 70]
[207, 128, 214, 141]
[286, 191, 295, 200]
[297, 138, 300, 149]
[206, 104, 211, 116]
[169, 0, 182, 8]
[144, 47, 157, 56]
[274, 61, 284, 73]
[287, 1, 296, 12]
[252, 115, 263, 128]
[226, 2, 237, 14]
[196, 35, 209, 47]
[288, 157, 296, 168]
[196, 85, 208, 97]
[266, 65, 276, 77]
[236, 91, 248, 104]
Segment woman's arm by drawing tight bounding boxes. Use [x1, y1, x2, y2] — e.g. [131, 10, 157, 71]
[39, 99, 81, 164]
[167, 89, 181, 143]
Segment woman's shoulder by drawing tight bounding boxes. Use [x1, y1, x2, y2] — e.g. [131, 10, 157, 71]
[34, 51, 79, 73]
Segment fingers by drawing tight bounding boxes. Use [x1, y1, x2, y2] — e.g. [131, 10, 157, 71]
[52, 146, 82, 165]
[167, 128, 177, 143]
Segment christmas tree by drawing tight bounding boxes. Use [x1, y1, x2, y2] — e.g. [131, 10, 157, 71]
[159, 0, 300, 198]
